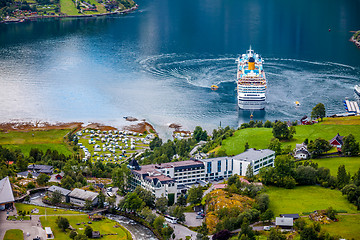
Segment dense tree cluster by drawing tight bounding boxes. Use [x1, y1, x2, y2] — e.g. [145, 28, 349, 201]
[201, 126, 235, 154]
[311, 103, 326, 121]
[272, 121, 296, 140]
[342, 134, 360, 156]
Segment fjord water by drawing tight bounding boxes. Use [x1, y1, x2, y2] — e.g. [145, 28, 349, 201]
[0, 0, 360, 136]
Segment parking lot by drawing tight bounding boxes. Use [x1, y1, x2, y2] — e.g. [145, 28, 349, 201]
[184, 212, 204, 227]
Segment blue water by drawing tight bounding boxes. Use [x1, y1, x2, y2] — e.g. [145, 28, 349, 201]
[0, 0, 360, 137]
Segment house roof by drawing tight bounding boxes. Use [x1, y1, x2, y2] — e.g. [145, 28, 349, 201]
[28, 164, 53, 174]
[48, 185, 71, 196]
[275, 217, 293, 226]
[45, 227, 53, 235]
[330, 133, 344, 146]
[17, 171, 41, 178]
[280, 214, 300, 219]
[0, 177, 15, 204]
[69, 188, 98, 201]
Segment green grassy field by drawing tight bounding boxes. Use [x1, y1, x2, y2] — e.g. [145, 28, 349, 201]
[15, 203, 82, 215]
[321, 214, 360, 240]
[40, 215, 132, 240]
[60, 0, 82, 15]
[222, 117, 360, 156]
[311, 156, 360, 176]
[4, 229, 23, 240]
[0, 129, 73, 156]
[266, 185, 359, 216]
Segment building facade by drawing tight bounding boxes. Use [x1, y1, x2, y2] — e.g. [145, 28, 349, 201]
[128, 148, 275, 199]
[68, 188, 99, 206]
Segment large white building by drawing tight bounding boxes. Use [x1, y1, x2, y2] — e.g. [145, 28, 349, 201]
[128, 148, 275, 199]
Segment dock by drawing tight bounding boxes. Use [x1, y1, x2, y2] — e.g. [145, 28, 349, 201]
[344, 100, 360, 114]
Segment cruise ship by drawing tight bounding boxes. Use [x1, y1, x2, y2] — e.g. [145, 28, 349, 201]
[236, 47, 267, 110]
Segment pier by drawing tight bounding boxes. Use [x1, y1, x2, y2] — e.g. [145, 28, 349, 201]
[344, 100, 360, 114]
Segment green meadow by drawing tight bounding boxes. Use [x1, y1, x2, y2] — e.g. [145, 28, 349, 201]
[0, 129, 73, 156]
[311, 156, 360, 176]
[266, 185, 359, 217]
[321, 214, 360, 240]
[221, 116, 360, 156]
[40, 215, 132, 240]
[4, 229, 23, 240]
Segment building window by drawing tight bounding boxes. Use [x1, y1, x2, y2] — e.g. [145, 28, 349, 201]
[217, 160, 221, 172]
[226, 160, 228, 171]
[207, 162, 212, 173]
[240, 162, 242, 176]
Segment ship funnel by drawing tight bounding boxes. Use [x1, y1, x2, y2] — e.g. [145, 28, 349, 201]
[248, 57, 255, 70]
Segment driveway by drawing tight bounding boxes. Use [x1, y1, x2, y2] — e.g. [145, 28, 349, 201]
[184, 212, 203, 227]
[167, 222, 197, 240]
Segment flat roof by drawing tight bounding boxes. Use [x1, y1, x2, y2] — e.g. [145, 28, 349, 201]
[45, 227, 53, 234]
[233, 148, 275, 162]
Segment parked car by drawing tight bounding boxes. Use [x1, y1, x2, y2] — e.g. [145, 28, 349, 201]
[196, 215, 204, 219]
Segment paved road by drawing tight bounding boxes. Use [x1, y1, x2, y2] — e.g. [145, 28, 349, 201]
[167, 222, 197, 240]
[184, 212, 203, 227]
[0, 211, 46, 240]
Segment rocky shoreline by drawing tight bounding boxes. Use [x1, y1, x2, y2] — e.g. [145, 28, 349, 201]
[0, 4, 138, 24]
[350, 31, 360, 48]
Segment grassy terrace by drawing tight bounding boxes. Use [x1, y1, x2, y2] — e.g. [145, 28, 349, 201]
[40, 215, 132, 240]
[0, 129, 73, 156]
[4, 229, 23, 240]
[15, 203, 82, 215]
[266, 185, 359, 217]
[321, 214, 360, 240]
[60, 0, 82, 15]
[222, 116, 360, 156]
[311, 156, 360, 176]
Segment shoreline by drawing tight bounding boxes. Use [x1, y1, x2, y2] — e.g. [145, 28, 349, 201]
[0, 4, 138, 24]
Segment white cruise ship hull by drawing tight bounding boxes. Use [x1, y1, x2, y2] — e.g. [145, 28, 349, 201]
[236, 47, 267, 110]
[238, 98, 266, 110]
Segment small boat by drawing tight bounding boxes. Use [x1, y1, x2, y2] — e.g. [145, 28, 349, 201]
[211, 85, 219, 90]
[295, 101, 300, 106]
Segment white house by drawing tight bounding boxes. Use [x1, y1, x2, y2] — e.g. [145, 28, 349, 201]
[293, 143, 310, 160]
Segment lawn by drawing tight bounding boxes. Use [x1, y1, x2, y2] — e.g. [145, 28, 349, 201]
[15, 203, 82, 215]
[266, 185, 359, 216]
[40, 215, 132, 240]
[221, 117, 360, 156]
[60, 0, 82, 15]
[321, 214, 360, 240]
[311, 156, 360, 176]
[4, 229, 23, 240]
[0, 129, 73, 156]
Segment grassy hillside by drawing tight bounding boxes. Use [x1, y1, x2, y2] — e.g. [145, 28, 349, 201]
[0, 129, 73, 156]
[311, 156, 360, 176]
[221, 116, 360, 156]
[321, 214, 360, 240]
[266, 185, 359, 216]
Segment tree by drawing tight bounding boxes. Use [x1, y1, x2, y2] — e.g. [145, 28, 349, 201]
[268, 138, 282, 155]
[84, 226, 93, 238]
[264, 120, 272, 128]
[162, 226, 174, 240]
[74, 234, 88, 240]
[84, 199, 93, 210]
[124, 192, 144, 212]
[300, 225, 318, 240]
[69, 230, 77, 239]
[341, 184, 360, 204]
[337, 165, 350, 189]
[177, 194, 186, 206]
[112, 164, 130, 194]
[342, 134, 359, 156]
[325, 207, 337, 220]
[61, 175, 75, 190]
[212, 229, 231, 240]
[150, 136, 162, 150]
[272, 121, 294, 140]
[311, 103, 326, 121]
[156, 196, 168, 214]
[50, 190, 62, 205]
[307, 138, 332, 158]
[245, 164, 254, 181]
[244, 142, 249, 151]
[187, 185, 203, 205]
[238, 217, 255, 240]
[98, 191, 105, 208]
[56, 217, 69, 232]
[256, 193, 270, 213]
[193, 126, 208, 142]
[268, 228, 286, 240]
[260, 209, 274, 223]
[295, 165, 317, 185]
[153, 216, 165, 232]
[169, 205, 185, 222]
